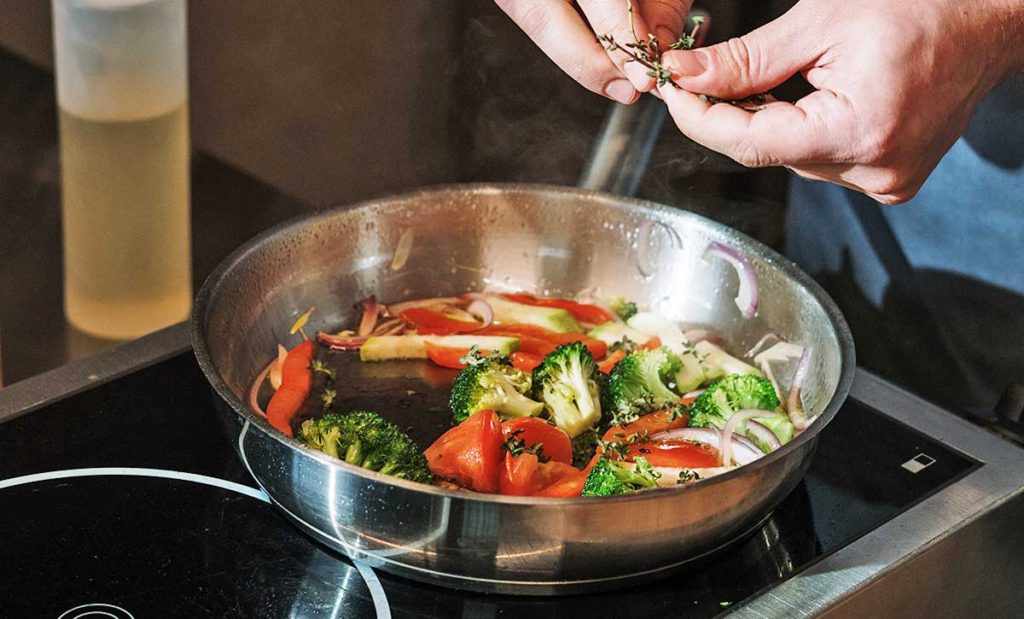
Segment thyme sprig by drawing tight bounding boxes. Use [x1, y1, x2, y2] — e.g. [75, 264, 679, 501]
[599, 3, 769, 107]
[598, 4, 704, 88]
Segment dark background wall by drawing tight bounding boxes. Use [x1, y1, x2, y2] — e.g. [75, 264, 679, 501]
[0, 0, 794, 238]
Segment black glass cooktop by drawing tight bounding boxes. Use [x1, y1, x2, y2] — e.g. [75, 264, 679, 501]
[0, 353, 978, 618]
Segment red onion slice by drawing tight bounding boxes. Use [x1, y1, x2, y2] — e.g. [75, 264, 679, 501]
[747, 419, 783, 452]
[390, 228, 414, 271]
[650, 428, 762, 466]
[357, 296, 380, 337]
[703, 241, 758, 318]
[746, 332, 784, 358]
[787, 347, 813, 432]
[754, 342, 806, 405]
[636, 220, 683, 278]
[317, 331, 368, 350]
[248, 358, 277, 418]
[268, 344, 288, 390]
[466, 298, 495, 329]
[371, 318, 406, 336]
[385, 297, 463, 316]
[721, 409, 777, 466]
[682, 328, 721, 344]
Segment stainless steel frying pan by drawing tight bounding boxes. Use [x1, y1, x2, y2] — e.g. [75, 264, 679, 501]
[191, 173, 854, 595]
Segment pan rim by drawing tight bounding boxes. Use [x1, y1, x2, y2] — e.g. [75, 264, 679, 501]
[191, 182, 856, 506]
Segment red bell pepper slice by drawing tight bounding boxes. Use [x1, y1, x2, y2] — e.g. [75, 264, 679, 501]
[625, 439, 719, 468]
[265, 339, 316, 437]
[598, 349, 626, 374]
[510, 351, 543, 372]
[424, 342, 492, 369]
[501, 293, 614, 325]
[399, 307, 481, 335]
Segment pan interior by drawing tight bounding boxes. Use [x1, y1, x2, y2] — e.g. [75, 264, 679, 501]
[200, 185, 847, 463]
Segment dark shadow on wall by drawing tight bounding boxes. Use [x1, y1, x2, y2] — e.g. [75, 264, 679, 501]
[961, 74, 1024, 170]
[811, 250, 1024, 419]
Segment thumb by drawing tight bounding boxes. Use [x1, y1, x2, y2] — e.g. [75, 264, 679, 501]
[661, 9, 817, 99]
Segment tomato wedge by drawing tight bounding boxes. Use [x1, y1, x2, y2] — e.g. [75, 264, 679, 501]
[424, 410, 504, 493]
[399, 307, 481, 335]
[535, 472, 587, 497]
[598, 349, 626, 374]
[510, 351, 543, 372]
[626, 439, 719, 468]
[601, 409, 689, 444]
[265, 339, 315, 437]
[499, 452, 541, 496]
[501, 293, 613, 324]
[501, 417, 573, 465]
[424, 342, 492, 369]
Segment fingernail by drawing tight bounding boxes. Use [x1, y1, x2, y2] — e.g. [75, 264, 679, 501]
[624, 61, 654, 91]
[605, 79, 639, 104]
[664, 50, 706, 78]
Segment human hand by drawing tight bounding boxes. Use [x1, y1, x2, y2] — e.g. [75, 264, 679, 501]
[657, 0, 1024, 203]
[495, 0, 694, 104]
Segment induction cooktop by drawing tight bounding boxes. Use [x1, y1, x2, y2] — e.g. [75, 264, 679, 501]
[0, 325, 1020, 619]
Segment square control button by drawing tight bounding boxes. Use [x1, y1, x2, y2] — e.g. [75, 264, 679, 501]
[902, 453, 936, 473]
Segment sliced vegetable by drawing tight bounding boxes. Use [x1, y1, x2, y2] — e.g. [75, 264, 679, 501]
[485, 296, 582, 333]
[501, 293, 614, 325]
[359, 335, 519, 362]
[510, 351, 543, 373]
[357, 296, 380, 337]
[424, 409, 504, 493]
[502, 417, 573, 465]
[626, 312, 689, 354]
[651, 428, 763, 466]
[703, 241, 758, 318]
[265, 339, 315, 437]
[480, 324, 606, 359]
[787, 347, 813, 431]
[268, 344, 288, 390]
[625, 439, 720, 469]
[399, 307, 481, 335]
[465, 298, 495, 328]
[424, 342, 491, 369]
[598, 349, 626, 374]
[587, 321, 649, 347]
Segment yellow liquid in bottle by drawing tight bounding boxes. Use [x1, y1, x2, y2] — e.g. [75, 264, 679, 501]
[58, 104, 191, 340]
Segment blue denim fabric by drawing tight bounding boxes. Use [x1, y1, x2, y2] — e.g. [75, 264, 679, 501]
[785, 74, 1024, 415]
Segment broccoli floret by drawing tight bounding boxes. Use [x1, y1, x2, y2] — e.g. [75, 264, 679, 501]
[688, 374, 780, 429]
[449, 355, 543, 423]
[299, 411, 433, 483]
[581, 456, 661, 496]
[531, 342, 603, 438]
[607, 296, 638, 321]
[571, 428, 600, 468]
[605, 347, 684, 426]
